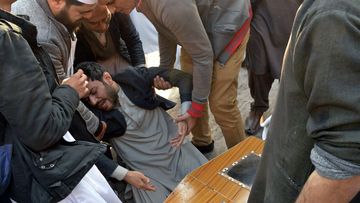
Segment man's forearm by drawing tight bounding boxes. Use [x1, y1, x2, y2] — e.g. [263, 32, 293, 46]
[296, 171, 360, 203]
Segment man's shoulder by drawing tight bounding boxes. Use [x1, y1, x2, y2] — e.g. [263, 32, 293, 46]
[12, 0, 38, 11]
[0, 19, 22, 37]
[12, 0, 50, 32]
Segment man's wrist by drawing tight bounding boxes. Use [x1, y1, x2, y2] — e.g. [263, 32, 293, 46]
[111, 166, 129, 181]
[180, 101, 192, 115]
[187, 101, 205, 118]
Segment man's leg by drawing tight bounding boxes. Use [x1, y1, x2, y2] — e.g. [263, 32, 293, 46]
[209, 32, 250, 149]
[180, 49, 213, 153]
[59, 166, 122, 203]
[245, 69, 274, 135]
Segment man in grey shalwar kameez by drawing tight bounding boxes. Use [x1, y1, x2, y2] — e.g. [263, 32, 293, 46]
[77, 62, 208, 202]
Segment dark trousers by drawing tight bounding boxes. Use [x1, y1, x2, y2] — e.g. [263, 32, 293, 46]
[247, 68, 275, 113]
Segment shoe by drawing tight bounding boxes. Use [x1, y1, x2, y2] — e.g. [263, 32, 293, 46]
[192, 140, 214, 154]
[245, 111, 263, 135]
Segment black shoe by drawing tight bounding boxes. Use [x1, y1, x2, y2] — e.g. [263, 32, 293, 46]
[192, 140, 214, 154]
[245, 111, 263, 135]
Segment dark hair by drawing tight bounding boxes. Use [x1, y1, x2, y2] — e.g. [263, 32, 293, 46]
[75, 61, 105, 81]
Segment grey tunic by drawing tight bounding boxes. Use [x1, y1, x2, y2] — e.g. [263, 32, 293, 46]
[111, 88, 207, 203]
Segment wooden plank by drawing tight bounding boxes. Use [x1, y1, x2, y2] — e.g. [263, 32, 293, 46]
[165, 137, 264, 202]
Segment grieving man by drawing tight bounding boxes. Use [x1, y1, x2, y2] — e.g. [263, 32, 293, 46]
[77, 62, 207, 203]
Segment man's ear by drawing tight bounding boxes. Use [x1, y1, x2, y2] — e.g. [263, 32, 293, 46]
[47, 0, 66, 14]
[102, 72, 113, 85]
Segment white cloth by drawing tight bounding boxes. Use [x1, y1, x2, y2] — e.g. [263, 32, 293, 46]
[62, 131, 76, 142]
[67, 36, 77, 77]
[59, 132, 121, 203]
[77, 0, 97, 4]
[59, 166, 121, 203]
[260, 115, 272, 140]
[129, 11, 158, 54]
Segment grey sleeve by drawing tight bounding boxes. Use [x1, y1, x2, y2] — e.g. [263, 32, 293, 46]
[295, 11, 360, 166]
[157, 0, 213, 104]
[158, 32, 177, 69]
[311, 145, 360, 179]
[77, 101, 100, 135]
[41, 41, 67, 81]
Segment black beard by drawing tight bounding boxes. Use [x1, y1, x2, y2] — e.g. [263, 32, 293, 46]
[54, 8, 80, 32]
[103, 81, 119, 108]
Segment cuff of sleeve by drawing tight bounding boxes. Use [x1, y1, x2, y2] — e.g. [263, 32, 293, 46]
[311, 145, 360, 180]
[110, 166, 129, 181]
[180, 101, 192, 115]
[187, 101, 205, 118]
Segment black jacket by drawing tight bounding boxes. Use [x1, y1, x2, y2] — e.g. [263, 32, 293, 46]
[114, 66, 192, 109]
[74, 13, 145, 67]
[0, 11, 106, 202]
[4, 13, 123, 181]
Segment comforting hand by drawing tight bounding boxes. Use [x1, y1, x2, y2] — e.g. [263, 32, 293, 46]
[170, 121, 188, 148]
[153, 75, 172, 90]
[175, 112, 197, 134]
[124, 171, 156, 191]
[62, 69, 89, 98]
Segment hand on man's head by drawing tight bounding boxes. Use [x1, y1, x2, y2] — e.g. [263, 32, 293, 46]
[62, 69, 89, 99]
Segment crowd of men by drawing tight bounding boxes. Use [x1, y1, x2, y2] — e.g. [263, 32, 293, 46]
[0, 0, 359, 202]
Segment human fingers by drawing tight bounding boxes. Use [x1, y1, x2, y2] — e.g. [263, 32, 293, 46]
[178, 121, 187, 136]
[170, 136, 181, 147]
[175, 113, 190, 123]
[153, 76, 165, 89]
[73, 69, 84, 77]
[139, 175, 156, 191]
[160, 77, 172, 89]
[142, 183, 156, 191]
[186, 117, 197, 134]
